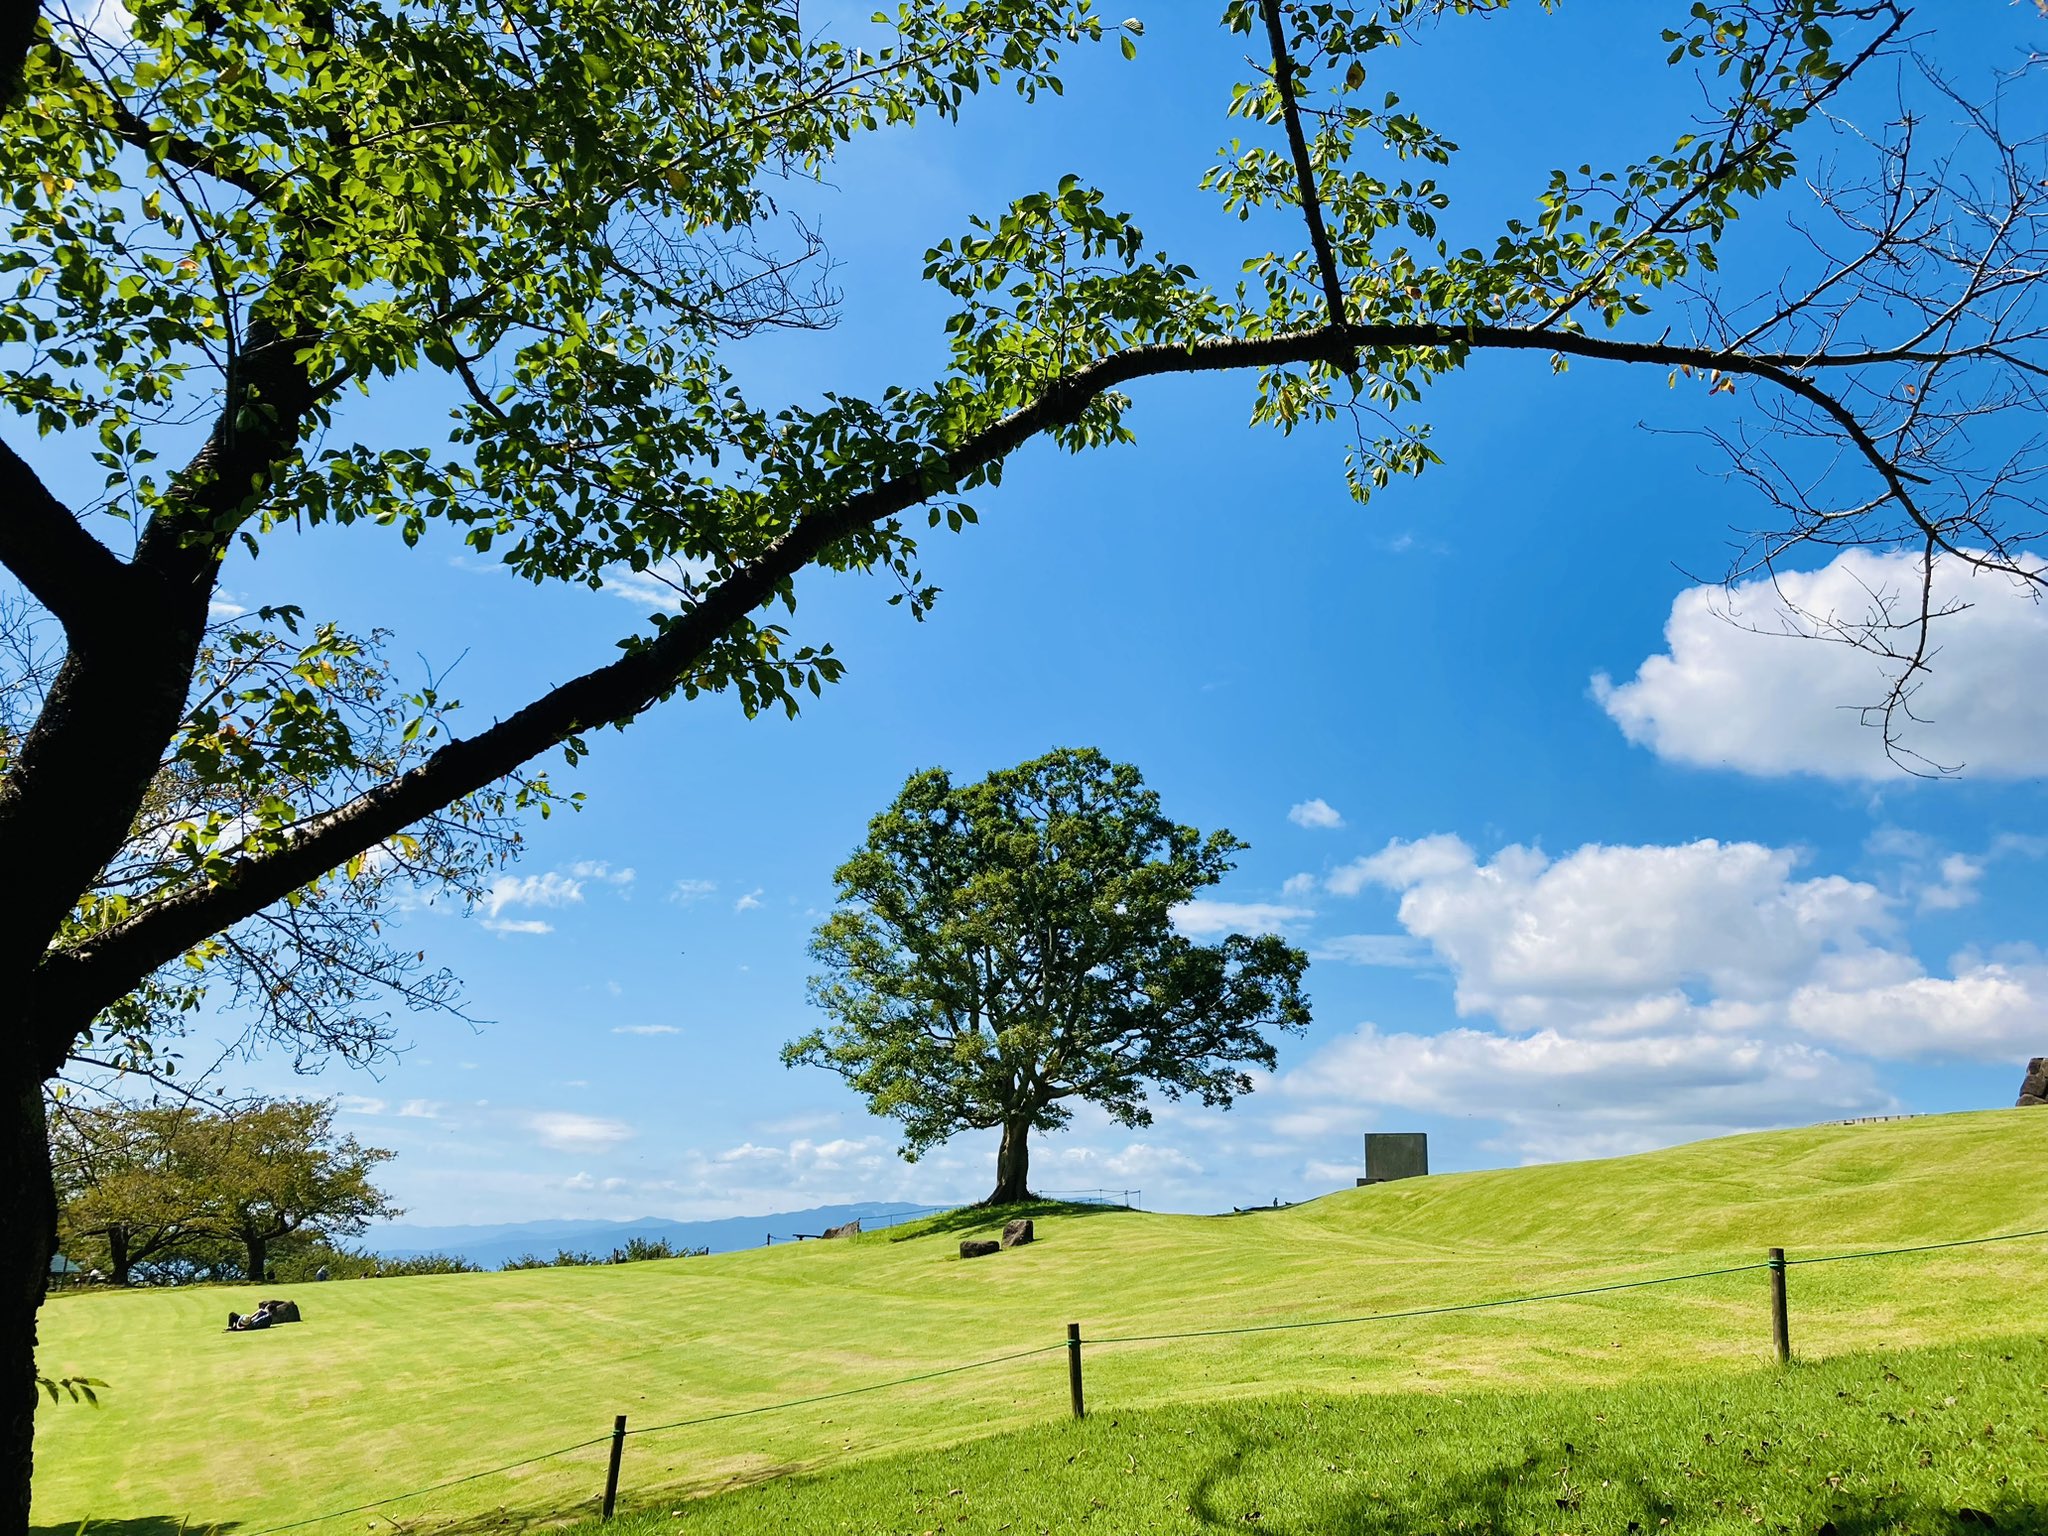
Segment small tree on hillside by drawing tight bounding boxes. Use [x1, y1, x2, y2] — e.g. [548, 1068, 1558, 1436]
[786, 748, 1311, 1204]
[202, 1100, 398, 1282]
[48, 1100, 214, 1286]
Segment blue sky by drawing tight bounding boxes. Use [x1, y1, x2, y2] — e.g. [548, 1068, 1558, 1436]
[44, 4, 2048, 1224]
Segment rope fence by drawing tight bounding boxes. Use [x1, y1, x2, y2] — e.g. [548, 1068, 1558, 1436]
[762, 1202, 977, 1243]
[237, 1223, 2048, 1536]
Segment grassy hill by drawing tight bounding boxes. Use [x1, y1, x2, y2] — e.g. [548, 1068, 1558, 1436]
[31, 1108, 2048, 1534]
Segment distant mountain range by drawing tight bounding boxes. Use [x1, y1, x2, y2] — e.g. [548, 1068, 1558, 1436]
[365, 1201, 956, 1267]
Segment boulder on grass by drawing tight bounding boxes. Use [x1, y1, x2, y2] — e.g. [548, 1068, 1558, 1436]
[1001, 1218, 1034, 1249]
[2020, 1057, 2048, 1107]
[959, 1239, 1000, 1259]
[260, 1298, 302, 1323]
[821, 1220, 861, 1240]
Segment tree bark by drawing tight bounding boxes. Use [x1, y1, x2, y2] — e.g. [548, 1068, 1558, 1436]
[1, 1061, 56, 1536]
[244, 1234, 267, 1286]
[0, 2, 43, 117]
[107, 1225, 127, 1288]
[986, 1112, 1034, 1206]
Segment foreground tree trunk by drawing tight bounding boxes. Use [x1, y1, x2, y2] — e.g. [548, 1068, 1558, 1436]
[986, 1113, 1034, 1205]
[1, 1064, 56, 1536]
[107, 1225, 128, 1288]
[243, 1234, 267, 1286]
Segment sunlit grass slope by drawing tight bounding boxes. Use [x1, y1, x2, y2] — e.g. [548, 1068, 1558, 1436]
[587, 1335, 2048, 1536]
[32, 1108, 2048, 1534]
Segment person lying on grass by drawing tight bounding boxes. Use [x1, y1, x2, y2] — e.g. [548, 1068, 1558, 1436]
[225, 1299, 299, 1332]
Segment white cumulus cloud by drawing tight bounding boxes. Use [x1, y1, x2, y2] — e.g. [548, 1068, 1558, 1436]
[1339, 834, 1904, 1029]
[1594, 550, 2048, 780]
[1284, 830, 2048, 1159]
[1283, 1024, 1884, 1162]
[1287, 798, 1346, 830]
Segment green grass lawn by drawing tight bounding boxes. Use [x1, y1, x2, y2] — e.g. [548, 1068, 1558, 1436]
[30, 1108, 2048, 1535]
[587, 1335, 2048, 1536]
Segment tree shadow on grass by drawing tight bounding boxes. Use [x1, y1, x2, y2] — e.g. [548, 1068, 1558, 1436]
[34, 1518, 240, 1536]
[882, 1199, 1135, 1243]
[1179, 1427, 2048, 1536]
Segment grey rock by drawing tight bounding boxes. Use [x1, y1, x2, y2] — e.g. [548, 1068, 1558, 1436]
[1000, 1218, 1034, 1249]
[959, 1239, 1000, 1259]
[2019, 1057, 2048, 1107]
[821, 1220, 861, 1240]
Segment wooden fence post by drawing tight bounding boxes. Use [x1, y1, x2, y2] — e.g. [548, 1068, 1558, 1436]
[1768, 1248, 1790, 1365]
[1067, 1322, 1085, 1419]
[602, 1413, 627, 1519]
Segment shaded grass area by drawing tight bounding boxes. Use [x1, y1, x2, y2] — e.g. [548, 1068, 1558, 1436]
[588, 1335, 2048, 1536]
[30, 1110, 2048, 1533]
[884, 1200, 1129, 1243]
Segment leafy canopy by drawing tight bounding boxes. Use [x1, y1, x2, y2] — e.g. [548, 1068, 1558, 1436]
[7, 0, 2038, 1082]
[787, 748, 1312, 1161]
[48, 1095, 399, 1280]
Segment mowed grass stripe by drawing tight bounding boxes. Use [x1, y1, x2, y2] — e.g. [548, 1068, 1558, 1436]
[31, 1108, 2048, 1532]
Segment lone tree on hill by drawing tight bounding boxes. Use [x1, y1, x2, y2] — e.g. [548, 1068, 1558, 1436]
[786, 748, 1311, 1204]
[4, 0, 2047, 1519]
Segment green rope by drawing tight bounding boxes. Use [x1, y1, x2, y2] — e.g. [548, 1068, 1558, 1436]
[1086, 1261, 1772, 1345]
[239, 1432, 616, 1536]
[1785, 1225, 2048, 1266]
[626, 1342, 1072, 1439]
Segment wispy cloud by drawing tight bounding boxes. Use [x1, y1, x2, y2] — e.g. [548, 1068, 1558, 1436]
[611, 1024, 680, 1037]
[482, 917, 554, 936]
[1170, 900, 1313, 937]
[568, 860, 636, 888]
[1310, 934, 1433, 968]
[483, 870, 584, 918]
[734, 888, 764, 912]
[528, 1111, 635, 1152]
[669, 879, 717, 903]
[600, 558, 714, 613]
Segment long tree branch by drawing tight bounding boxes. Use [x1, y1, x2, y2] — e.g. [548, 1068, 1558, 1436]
[54, 43, 273, 202]
[30, 317, 1973, 1032]
[0, 437, 132, 630]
